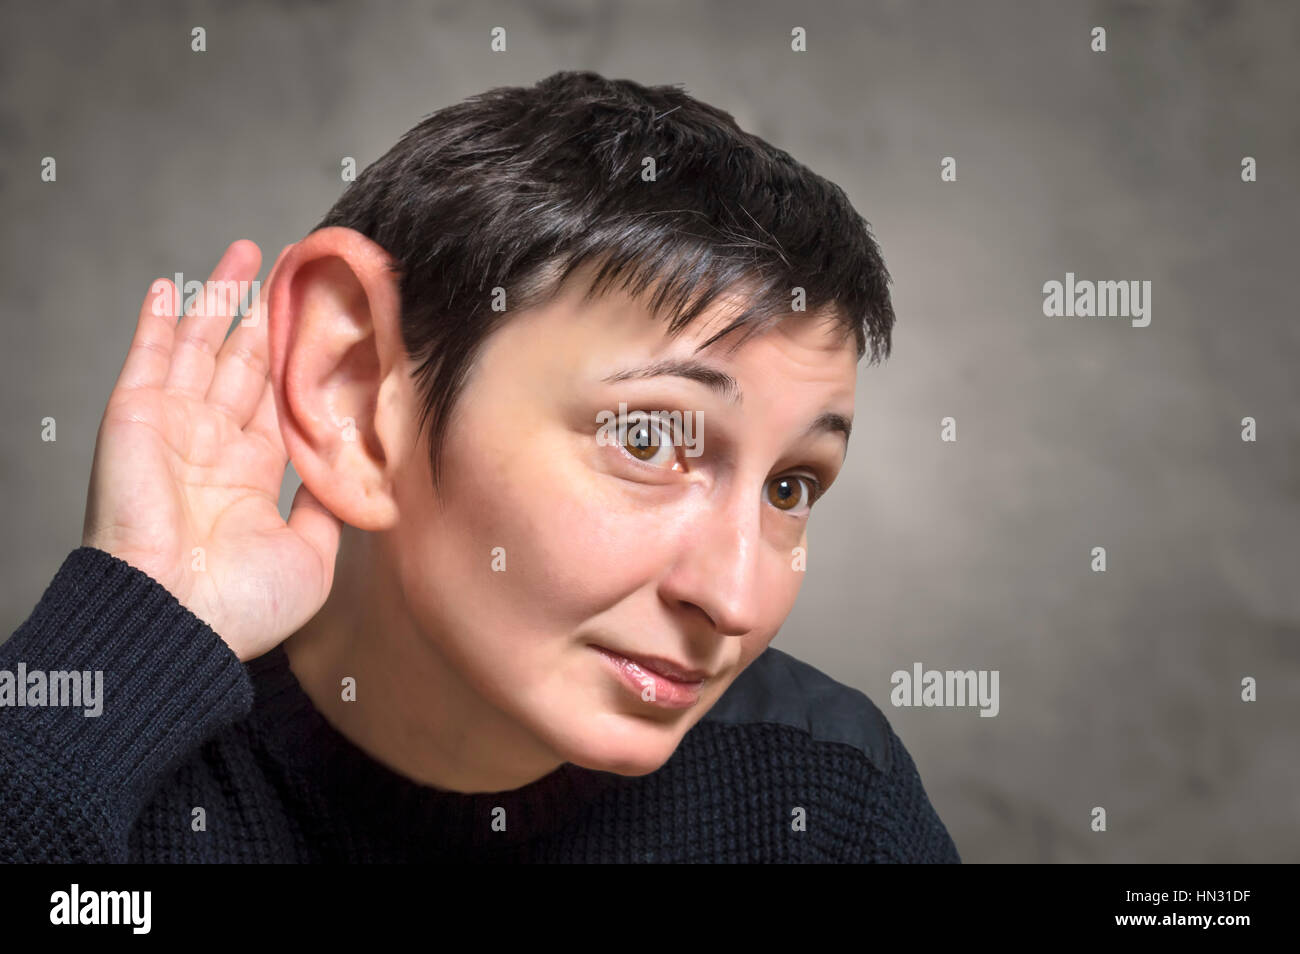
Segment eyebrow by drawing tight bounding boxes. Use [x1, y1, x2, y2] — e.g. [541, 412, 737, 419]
[601, 359, 852, 444]
[603, 360, 742, 403]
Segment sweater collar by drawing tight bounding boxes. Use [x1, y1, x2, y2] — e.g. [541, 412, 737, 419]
[243, 644, 634, 854]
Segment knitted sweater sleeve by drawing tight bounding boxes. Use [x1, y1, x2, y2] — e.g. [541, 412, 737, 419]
[0, 547, 254, 862]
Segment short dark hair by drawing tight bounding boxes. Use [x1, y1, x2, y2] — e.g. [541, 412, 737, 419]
[313, 70, 896, 494]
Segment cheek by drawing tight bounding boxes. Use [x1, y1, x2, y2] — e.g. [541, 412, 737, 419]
[739, 578, 798, 661]
[391, 419, 807, 703]
[729, 535, 806, 662]
[393, 430, 677, 650]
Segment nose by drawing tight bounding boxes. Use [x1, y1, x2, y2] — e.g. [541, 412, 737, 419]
[658, 479, 768, 637]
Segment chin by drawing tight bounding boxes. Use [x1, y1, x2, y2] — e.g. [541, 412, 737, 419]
[545, 708, 687, 778]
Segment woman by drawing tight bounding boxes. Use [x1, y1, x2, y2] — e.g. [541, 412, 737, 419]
[0, 71, 959, 862]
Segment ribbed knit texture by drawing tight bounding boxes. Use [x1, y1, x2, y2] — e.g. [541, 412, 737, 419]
[1, 548, 961, 863]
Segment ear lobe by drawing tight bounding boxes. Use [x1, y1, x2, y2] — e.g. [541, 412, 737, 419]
[267, 230, 404, 531]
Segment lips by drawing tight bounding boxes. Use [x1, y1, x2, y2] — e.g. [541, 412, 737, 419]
[591, 646, 710, 683]
[590, 645, 711, 710]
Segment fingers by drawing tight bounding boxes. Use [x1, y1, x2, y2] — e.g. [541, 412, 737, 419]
[287, 481, 343, 588]
[116, 278, 182, 391]
[244, 372, 286, 459]
[163, 240, 262, 398]
[205, 245, 290, 426]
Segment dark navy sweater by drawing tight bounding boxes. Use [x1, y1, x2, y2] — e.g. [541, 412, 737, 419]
[0, 547, 961, 863]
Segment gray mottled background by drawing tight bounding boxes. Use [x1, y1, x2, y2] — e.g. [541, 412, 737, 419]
[2, 0, 1297, 862]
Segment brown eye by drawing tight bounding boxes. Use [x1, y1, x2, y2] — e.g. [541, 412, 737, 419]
[622, 412, 676, 466]
[767, 476, 815, 514]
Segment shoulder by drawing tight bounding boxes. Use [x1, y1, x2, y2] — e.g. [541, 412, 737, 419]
[693, 646, 961, 862]
[701, 645, 893, 774]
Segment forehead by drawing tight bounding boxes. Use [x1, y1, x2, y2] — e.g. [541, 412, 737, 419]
[503, 261, 860, 387]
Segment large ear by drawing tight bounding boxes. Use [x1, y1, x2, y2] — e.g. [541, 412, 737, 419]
[267, 227, 414, 531]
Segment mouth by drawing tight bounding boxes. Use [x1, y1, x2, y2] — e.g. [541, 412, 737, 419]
[590, 645, 711, 710]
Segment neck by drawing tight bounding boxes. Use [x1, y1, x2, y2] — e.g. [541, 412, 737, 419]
[281, 522, 565, 793]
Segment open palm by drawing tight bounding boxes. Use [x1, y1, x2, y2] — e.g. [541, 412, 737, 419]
[82, 240, 341, 661]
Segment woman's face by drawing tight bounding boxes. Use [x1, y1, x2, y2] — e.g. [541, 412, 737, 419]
[387, 272, 859, 777]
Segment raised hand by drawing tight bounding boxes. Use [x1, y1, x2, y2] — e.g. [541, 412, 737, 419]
[82, 240, 342, 661]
